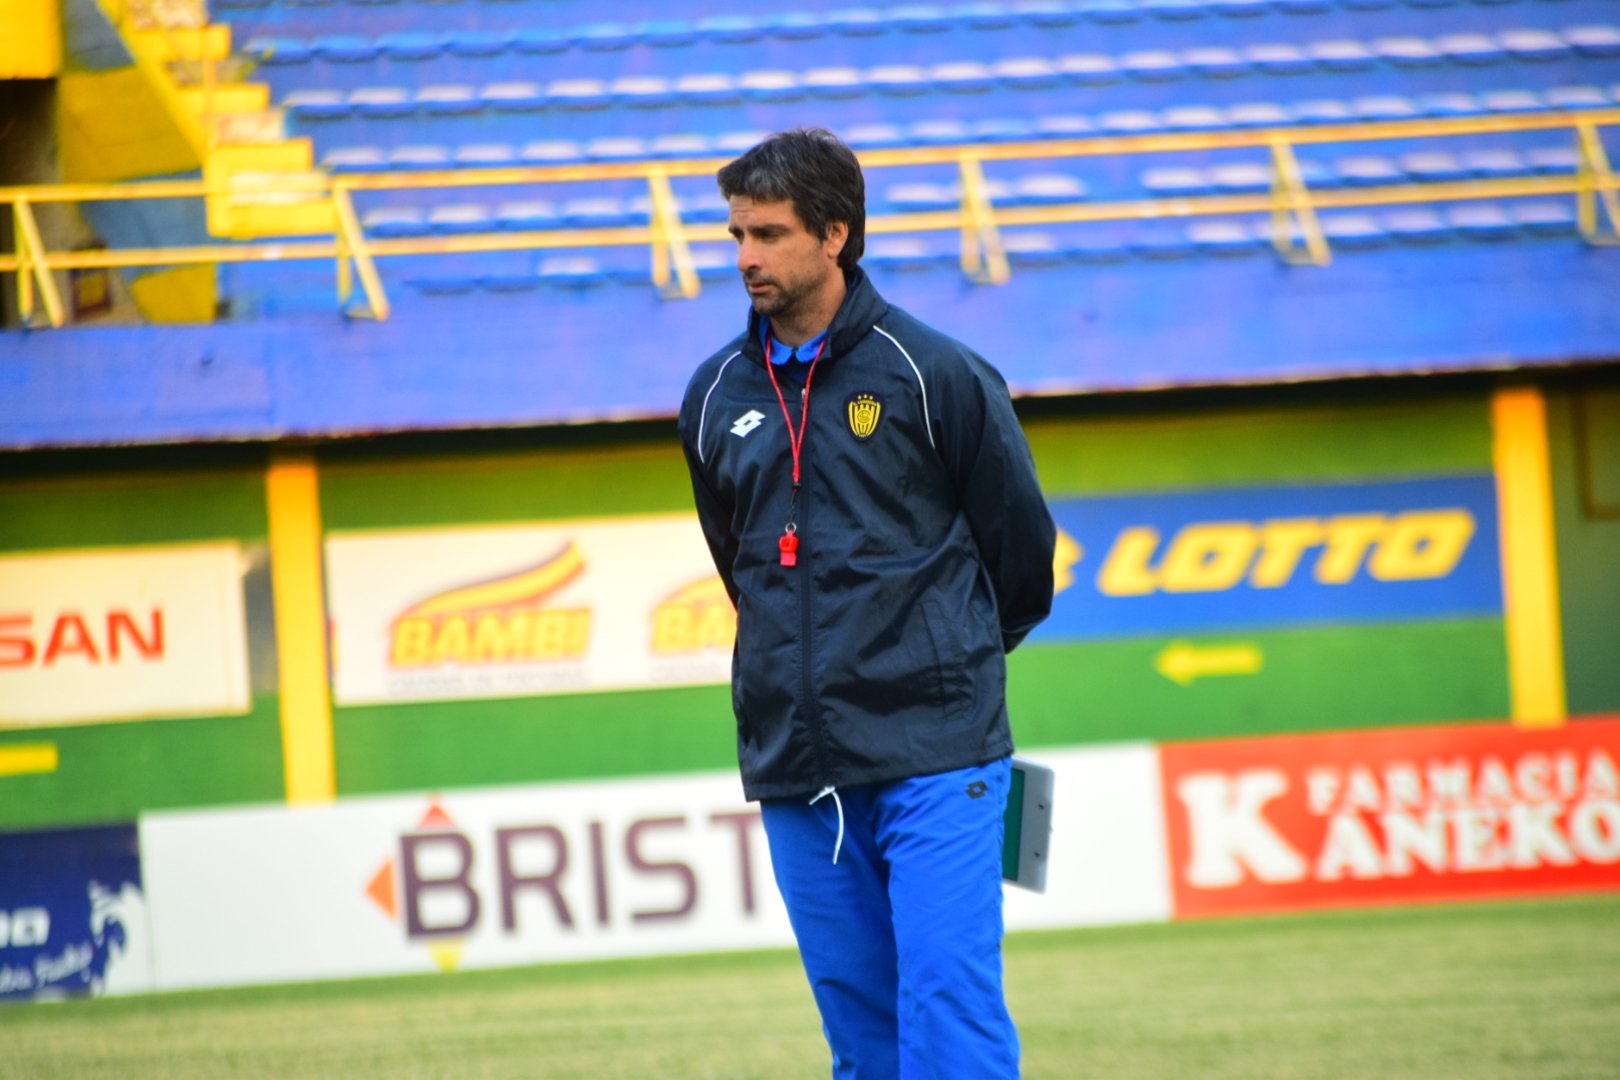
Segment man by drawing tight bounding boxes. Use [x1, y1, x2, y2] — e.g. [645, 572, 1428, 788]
[678, 128, 1056, 1079]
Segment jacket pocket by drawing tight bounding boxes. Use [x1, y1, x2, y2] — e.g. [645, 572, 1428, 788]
[919, 597, 972, 730]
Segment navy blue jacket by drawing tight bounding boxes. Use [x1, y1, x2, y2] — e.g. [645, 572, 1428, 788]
[679, 268, 1056, 801]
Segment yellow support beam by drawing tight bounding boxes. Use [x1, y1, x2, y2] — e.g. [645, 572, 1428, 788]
[1268, 138, 1331, 267]
[266, 454, 336, 805]
[1492, 386, 1568, 730]
[957, 153, 1009, 285]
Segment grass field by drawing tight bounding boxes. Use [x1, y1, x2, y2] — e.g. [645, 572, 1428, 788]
[3, 894, 1617, 1080]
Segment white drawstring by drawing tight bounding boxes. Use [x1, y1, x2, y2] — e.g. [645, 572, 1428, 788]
[810, 785, 844, 864]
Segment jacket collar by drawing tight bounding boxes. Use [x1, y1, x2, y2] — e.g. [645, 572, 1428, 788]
[739, 266, 889, 366]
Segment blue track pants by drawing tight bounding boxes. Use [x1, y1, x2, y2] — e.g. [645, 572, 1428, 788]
[760, 756, 1019, 1079]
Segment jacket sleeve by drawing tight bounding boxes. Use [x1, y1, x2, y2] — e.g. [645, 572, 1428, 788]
[937, 350, 1056, 653]
[679, 407, 741, 607]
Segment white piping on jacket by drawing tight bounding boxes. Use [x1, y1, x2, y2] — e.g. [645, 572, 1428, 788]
[696, 350, 743, 463]
[872, 325, 935, 450]
[810, 785, 845, 865]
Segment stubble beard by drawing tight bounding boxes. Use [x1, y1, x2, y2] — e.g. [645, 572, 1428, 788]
[745, 269, 818, 323]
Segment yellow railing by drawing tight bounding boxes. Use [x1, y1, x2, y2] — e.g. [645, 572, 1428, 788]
[3, 110, 1617, 328]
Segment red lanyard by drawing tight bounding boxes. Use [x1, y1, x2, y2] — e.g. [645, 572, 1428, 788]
[764, 334, 827, 567]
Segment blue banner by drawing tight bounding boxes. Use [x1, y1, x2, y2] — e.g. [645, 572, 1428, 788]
[0, 823, 146, 1000]
[1033, 475, 1501, 642]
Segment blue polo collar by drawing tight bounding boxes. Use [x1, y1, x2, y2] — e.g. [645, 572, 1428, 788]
[759, 320, 829, 365]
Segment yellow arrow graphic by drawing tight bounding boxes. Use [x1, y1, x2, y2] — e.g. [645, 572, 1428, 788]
[1155, 641, 1264, 686]
[0, 743, 59, 778]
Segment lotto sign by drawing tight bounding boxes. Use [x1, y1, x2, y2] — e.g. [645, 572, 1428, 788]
[325, 516, 733, 706]
[0, 544, 251, 727]
[1036, 476, 1501, 641]
[1160, 718, 1620, 918]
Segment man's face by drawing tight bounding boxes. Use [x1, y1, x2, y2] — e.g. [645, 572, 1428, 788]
[727, 195, 842, 321]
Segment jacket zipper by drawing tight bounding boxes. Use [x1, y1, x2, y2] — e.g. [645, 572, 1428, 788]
[796, 383, 829, 792]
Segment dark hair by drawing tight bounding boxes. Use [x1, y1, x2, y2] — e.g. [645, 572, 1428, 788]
[716, 128, 866, 271]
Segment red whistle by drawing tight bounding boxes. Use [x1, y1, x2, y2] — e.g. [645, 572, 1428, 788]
[779, 531, 799, 568]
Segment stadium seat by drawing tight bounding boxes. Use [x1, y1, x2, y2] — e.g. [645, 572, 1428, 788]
[651, 133, 713, 158]
[1226, 102, 1292, 127]
[1011, 172, 1090, 205]
[1401, 151, 1470, 182]
[313, 34, 377, 63]
[715, 130, 770, 154]
[1419, 92, 1483, 116]
[1526, 146, 1579, 173]
[561, 197, 633, 229]
[510, 27, 569, 54]
[416, 85, 480, 116]
[1246, 44, 1314, 75]
[910, 118, 973, 145]
[245, 36, 313, 65]
[1143, 166, 1211, 196]
[1480, 89, 1545, 112]
[377, 32, 443, 61]
[322, 145, 387, 173]
[284, 89, 350, 120]
[1310, 40, 1378, 72]
[845, 122, 911, 149]
[762, 12, 826, 39]
[973, 117, 1036, 141]
[1163, 104, 1228, 129]
[1382, 207, 1453, 244]
[481, 81, 544, 112]
[1448, 203, 1518, 240]
[1120, 50, 1185, 80]
[697, 15, 765, 43]
[1182, 47, 1249, 78]
[1020, 1, 1084, 28]
[611, 76, 676, 108]
[1566, 25, 1620, 59]
[1319, 212, 1390, 248]
[1100, 109, 1164, 133]
[1210, 0, 1270, 16]
[1511, 200, 1578, 236]
[995, 57, 1064, 89]
[1144, 0, 1209, 21]
[1036, 114, 1096, 138]
[1210, 163, 1273, 193]
[520, 140, 586, 164]
[547, 79, 610, 110]
[1130, 224, 1197, 259]
[452, 143, 516, 168]
[675, 74, 742, 106]
[1463, 148, 1529, 177]
[869, 64, 931, 95]
[577, 22, 633, 51]
[1374, 36, 1444, 66]
[638, 19, 700, 48]
[361, 206, 429, 238]
[682, 191, 731, 224]
[387, 144, 452, 171]
[428, 204, 493, 234]
[1081, 0, 1146, 24]
[1057, 53, 1120, 85]
[586, 136, 650, 162]
[1545, 85, 1610, 109]
[739, 70, 804, 102]
[1188, 219, 1264, 256]
[494, 200, 559, 230]
[824, 8, 887, 36]
[1436, 33, 1508, 65]
[1352, 94, 1421, 120]
[1500, 28, 1572, 62]
[1335, 155, 1404, 185]
[538, 255, 608, 289]
[445, 29, 508, 57]
[955, 2, 1018, 30]
[865, 237, 947, 273]
[804, 67, 866, 98]
[349, 86, 413, 118]
[1290, 98, 1355, 123]
[930, 61, 997, 93]
[882, 182, 958, 212]
[891, 4, 953, 33]
[1003, 230, 1068, 267]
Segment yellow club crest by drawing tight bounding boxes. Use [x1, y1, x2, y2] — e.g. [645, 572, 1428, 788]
[847, 392, 883, 439]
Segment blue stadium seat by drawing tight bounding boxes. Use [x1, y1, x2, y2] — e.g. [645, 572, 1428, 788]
[1120, 50, 1185, 81]
[1320, 212, 1390, 248]
[909, 117, 973, 145]
[1130, 224, 1197, 259]
[510, 27, 569, 54]
[539, 255, 608, 289]
[1436, 33, 1507, 65]
[1463, 148, 1529, 177]
[1545, 85, 1610, 109]
[284, 89, 350, 120]
[891, 4, 953, 33]
[865, 237, 950, 273]
[931, 61, 997, 92]
[445, 29, 508, 58]
[322, 145, 387, 173]
[1511, 200, 1578, 236]
[1480, 89, 1545, 112]
[1310, 40, 1378, 71]
[675, 73, 743, 106]
[349, 86, 413, 118]
[1020, 1, 1084, 28]
[377, 32, 443, 61]
[416, 85, 480, 116]
[362, 207, 429, 238]
[245, 36, 313, 64]
[1500, 28, 1572, 62]
[577, 22, 633, 51]
[1144, 0, 1209, 21]
[1419, 92, 1483, 116]
[689, 245, 738, 281]
[1188, 219, 1264, 256]
[586, 136, 650, 161]
[1566, 25, 1620, 59]
[1003, 230, 1069, 267]
[429, 203, 493, 234]
[739, 70, 804, 101]
[1057, 53, 1120, 85]
[611, 76, 676, 108]
[313, 34, 377, 63]
[494, 200, 559, 230]
[1274, 0, 1333, 13]
[1448, 203, 1517, 240]
[1401, 151, 1470, 181]
[1010, 172, 1090, 205]
[1100, 109, 1164, 133]
[682, 191, 731, 223]
[1210, 163, 1273, 193]
[1182, 47, 1249, 78]
[651, 133, 713, 158]
[638, 18, 700, 47]
[1352, 94, 1421, 119]
[697, 14, 765, 43]
[1035, 114, 1096, 138]
[995, 57, 1064, 89]
[955, 2, 1018, 30]
[453, 143, 516, 167]
[1526, 146, 1579, 173]
[387, 144, 452, 171]
[1226, 101, 1291, 127]
[882, 182, 958, 212]
[1374, 36, 1444, 66]
[1290, 98, 1355, 123]
[1164, 104, 1228, 129]
[869, 64, 931, 95]
[1144, 166, 1211, 195]
[1382, 208, 1453, 244]
[561, 197, 633, 229]
[804, 67, 866, 98]
[824, 8, 887, 36]
[1335, 155, 1404, 185]
[761, 12, 826, 39]
[715, 130, 770, 154]
[972, 117, 1036, 141]
[547, 79, 610, 110]
[1246, 43, 1314, 75]
[520, 139, 586, 164]
[1081, 0, 1146, 25]
[481, 81, 544, 111]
